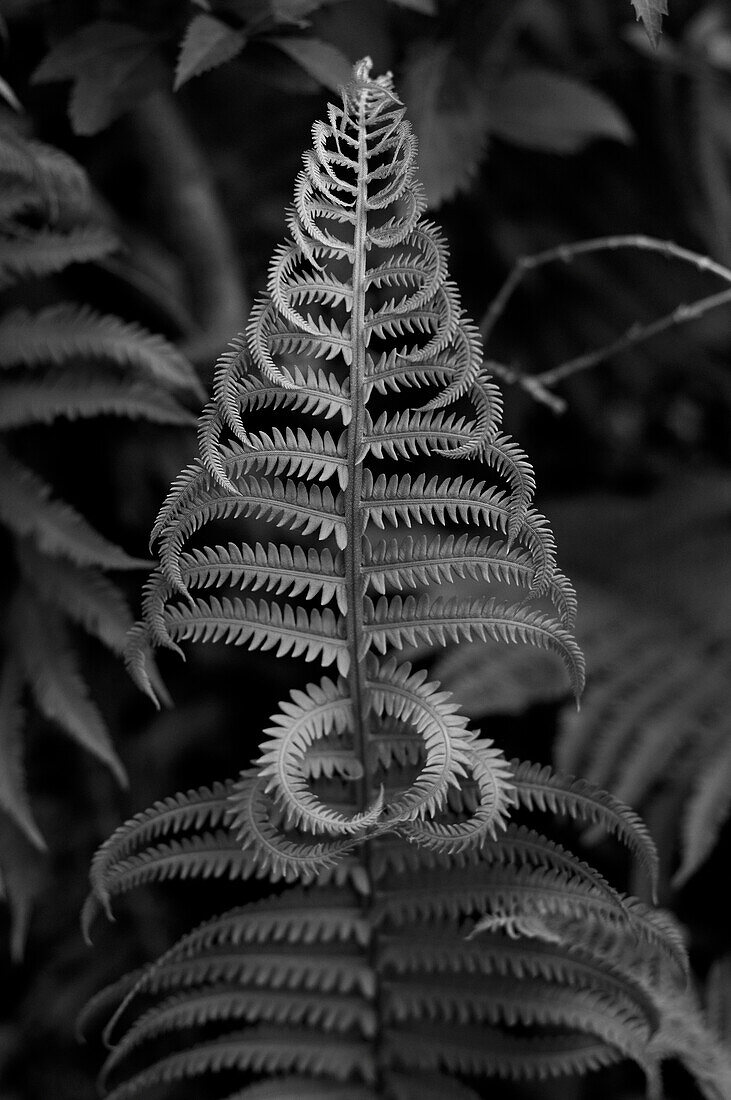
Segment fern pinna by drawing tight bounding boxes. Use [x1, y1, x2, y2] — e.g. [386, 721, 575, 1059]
[85, 60, 728, 1099]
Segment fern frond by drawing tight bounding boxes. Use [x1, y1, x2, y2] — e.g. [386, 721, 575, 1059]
[103, 1029, 375, 1100]
[364, 535, 576, 627]
[0, 303, 203, 398]
[363, 473, 557, 589]
[673, 730, 731, 888]
[366, 595, 585, 698]
[384, 1026, 625, 1081]
[162, 596, 348, 673]
[510, 760, 659, 898]
[380, 862, 686, 978]
[0, 372, 195, 428]
[0, 446, 147, 569]
[0, 657, 45, 849]
[0, 225, 117, 286]
[87, 782, 233, 925]
[12, 590, 126, 785]
[101, 987, 376, 1086]
[84, 57, 722, 1100]
[20, 545, 133, 655]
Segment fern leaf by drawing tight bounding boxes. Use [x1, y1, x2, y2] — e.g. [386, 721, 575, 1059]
[0, 225, 117, 286]
[162, 597, 348, 674]
[86, 832, 257, 920]
[0, 446, 147, 569]
[19, 544, 134, 654]
[380, 862, 687, 979]
[103, 1029, 375, 1100]
[386, 976, 654, 1057]
[363, 473, 557, 589]
[87, 782, 233, 926]
[365, 596, 585, 698]
[510, 760, 659, 898]
[228, 772, 364, 881]
[673, 731, 731, 888]
[379, 927, 661, 1029]
[364, 535, 576, 628]
[383, 1025, 624, 1081]
[12, 590, 126, 785]
[0, 303, 204, 398]
[0, 658, 45, 849]
[0, 372, 195, 428]
[102, 987, 376, 1086]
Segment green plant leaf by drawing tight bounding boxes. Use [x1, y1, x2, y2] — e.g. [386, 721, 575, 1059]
[489, 68, 632, 154]
[630, 0, 668, 49]
[174, 14, 247, 91]
[267, 36, 352, 92]
[33, 21, 164, 135]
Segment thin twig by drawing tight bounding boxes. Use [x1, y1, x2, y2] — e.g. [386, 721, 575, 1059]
[481, 234, 731, 344]
[486, 359, 567, 414]
[533, 287, 731, 388]
[479, 234, 731, 412]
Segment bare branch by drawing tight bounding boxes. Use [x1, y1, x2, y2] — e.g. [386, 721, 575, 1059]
[534, 287, 731, 389]
[480, 235, 731, 412]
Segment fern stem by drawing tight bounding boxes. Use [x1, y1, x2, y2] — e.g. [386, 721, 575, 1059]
[345, 83, 372, 811]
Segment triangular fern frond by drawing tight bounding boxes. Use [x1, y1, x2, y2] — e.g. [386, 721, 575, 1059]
[83, 56, 725, 1100]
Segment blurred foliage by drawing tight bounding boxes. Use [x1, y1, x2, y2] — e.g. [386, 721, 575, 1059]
[1, 0, 731, 1097]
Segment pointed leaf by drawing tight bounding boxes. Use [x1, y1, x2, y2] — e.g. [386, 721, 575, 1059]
[401, 40, 490, 207]
[630, 0, 668, 49]
[0, 659, 45, 850]
[13, 591, 127, 785]
[175, 15, 247, 91]
[268, 36, 352, 93]
[489, 69, 632, 154]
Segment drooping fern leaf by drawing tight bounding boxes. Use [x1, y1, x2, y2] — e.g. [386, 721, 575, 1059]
[0, 123, 199, 896]
[81, 58, 731, 1100]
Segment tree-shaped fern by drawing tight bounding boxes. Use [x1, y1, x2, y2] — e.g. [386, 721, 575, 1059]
[127, 56, 583, 871]
[86, 60, 731, 1099]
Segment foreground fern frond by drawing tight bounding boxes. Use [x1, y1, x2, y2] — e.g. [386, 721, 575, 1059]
[82, 58, 731, 1099]
[127, 56, 584, 870]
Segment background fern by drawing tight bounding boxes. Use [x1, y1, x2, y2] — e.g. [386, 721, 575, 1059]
[0, 120, 202, 954]
[81, 59, 731, 1100]
[430, 476, 731, 901]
